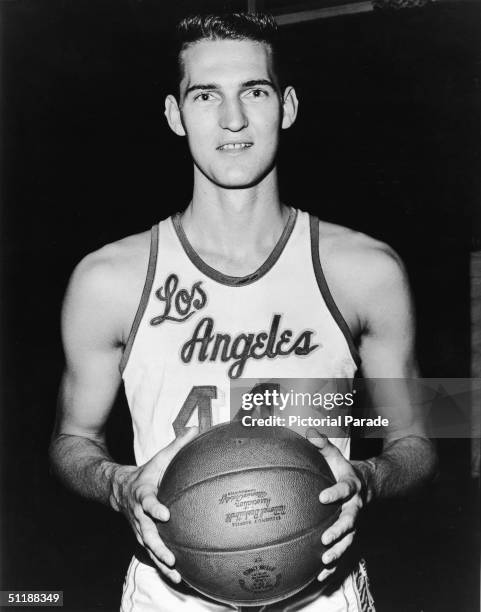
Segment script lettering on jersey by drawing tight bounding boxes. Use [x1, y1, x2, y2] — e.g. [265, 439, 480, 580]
[150, 273, 207, 326]
[181, 314, 319, 379]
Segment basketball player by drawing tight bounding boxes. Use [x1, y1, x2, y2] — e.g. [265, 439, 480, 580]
[50, 13, 437, 611]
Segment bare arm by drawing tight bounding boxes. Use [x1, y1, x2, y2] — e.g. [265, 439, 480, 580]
[314, 240, 437, 580]
[50, 251, 129, 506]
[351, 247, 437, 502]
[49, 242, 194, 582]
[353, 436, 436, 503]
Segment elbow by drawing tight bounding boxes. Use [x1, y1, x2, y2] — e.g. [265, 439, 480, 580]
[48, 430, 80, 477]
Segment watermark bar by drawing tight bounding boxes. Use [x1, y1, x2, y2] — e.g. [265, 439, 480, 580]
[229, 378, 481, 439]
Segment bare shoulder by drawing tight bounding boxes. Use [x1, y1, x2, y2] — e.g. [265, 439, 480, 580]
[319, 220, 406, 283]
[63, 230, 152, 347]
[317, 220, 411, 333]
[73, 230, 151, 286]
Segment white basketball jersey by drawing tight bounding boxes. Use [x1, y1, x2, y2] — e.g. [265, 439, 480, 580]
[119, 208, 373, 612]
[120, 208, 360, 465]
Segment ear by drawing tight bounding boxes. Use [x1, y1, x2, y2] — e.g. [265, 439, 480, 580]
[164, 94, 186, 137]
[281, 86, 299, 130]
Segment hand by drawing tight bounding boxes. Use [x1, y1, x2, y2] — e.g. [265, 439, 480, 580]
[306, 429, 366, 583]
[111, 427, 199, 583]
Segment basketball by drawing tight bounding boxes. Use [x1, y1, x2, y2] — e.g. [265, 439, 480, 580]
[157, 422, 341, 606]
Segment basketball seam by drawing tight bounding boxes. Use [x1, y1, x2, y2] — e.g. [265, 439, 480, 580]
[169, 421, 307, 458]
[182, 569, 318, 606]
[161, 510, 340, 554]
[160, 464, 335, 507]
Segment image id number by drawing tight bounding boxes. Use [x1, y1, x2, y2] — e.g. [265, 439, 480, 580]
[0, 591, 63, 607]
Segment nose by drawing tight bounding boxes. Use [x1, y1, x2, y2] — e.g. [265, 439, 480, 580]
[219, 97, 248, 131]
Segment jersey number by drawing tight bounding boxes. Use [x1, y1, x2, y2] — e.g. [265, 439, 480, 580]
[172, 386, 217, 437]
[173, 383, 280, 437]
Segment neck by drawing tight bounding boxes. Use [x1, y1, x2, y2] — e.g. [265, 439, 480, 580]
[181, 167, 289, 260]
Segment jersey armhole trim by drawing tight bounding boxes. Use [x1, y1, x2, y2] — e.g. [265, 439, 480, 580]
[119, 224, 159, 376]
[309, 215, 362, 369]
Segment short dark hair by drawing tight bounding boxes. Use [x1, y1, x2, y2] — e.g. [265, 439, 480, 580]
[175, 13, 283, 95]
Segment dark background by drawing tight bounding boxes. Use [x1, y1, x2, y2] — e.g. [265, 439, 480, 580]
[1, 0, 480, 610]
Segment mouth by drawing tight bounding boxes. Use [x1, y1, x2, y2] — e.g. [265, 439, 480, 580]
[216, 142, 253, 151]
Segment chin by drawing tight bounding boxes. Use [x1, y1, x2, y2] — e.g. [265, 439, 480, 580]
[206, 163, 274, 190]
[193, 157, 276, 189]
[212, 174, 267, 189]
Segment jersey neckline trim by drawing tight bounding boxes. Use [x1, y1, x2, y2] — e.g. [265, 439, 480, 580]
[309, 215, 362, 368]
[119, 225, 159, 375]
[171, 207, 297, 287]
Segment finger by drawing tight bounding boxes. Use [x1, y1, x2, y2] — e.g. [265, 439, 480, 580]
[164, 567, 182, 584]
[306, 428, 329, 450]
[147, 550, 182, 584]
[145, 536, 175, 567]
[129, 509, 143, 538]
[322, 512, 356, 545]
[133, 502, 146, 524]
[319, 480, 354, 504]
[317, 567, 336, 582]
[134, 531, 144, 548]
[322, 532, 355, 565]
[141, 520, 176, 567]
[142, 494, 170, 522]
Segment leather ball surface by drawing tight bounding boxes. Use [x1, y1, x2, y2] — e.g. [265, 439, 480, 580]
[157, 422, 340, 606]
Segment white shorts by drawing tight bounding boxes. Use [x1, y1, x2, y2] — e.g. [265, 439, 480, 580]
[120, 557, 375, 612]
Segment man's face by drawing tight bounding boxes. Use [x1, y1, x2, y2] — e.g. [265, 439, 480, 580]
[165, 38, 297, 189]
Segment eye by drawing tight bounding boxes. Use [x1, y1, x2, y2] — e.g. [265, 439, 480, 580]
[194, 92, 216, 102]
[245, 88, 269, 99]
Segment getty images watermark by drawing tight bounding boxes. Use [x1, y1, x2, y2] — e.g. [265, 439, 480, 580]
[229, 378, 481, 439]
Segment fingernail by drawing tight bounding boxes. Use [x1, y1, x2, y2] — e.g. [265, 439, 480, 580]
[320, 493, 331, 503]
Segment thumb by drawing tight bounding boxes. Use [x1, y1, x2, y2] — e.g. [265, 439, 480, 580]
[306, 427, 330, 449]
[163, 426, 199, 462]
[306, 428, 342, 461]
[149, 426, 199, 471]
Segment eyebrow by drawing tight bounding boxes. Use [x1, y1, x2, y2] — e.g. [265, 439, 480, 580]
[184, 79, 277, 97]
